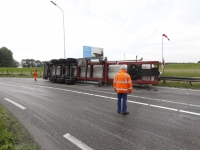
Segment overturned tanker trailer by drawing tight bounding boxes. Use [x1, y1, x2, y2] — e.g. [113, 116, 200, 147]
[43, 57, 160, 86]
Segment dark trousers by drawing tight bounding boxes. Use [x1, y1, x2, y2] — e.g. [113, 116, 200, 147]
[117, 93, 127, 113]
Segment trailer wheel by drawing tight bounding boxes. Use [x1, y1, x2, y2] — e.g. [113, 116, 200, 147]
[127, 64, 141, 80]
[57, 78, 65, 83]
[49, 77, 57, 82]
[66, 58, 77, 63]
[97, 80, 103, 87]
[51, 59, 58, 64]
[65, 79, 76, 84]
[59, 59, 66, 63]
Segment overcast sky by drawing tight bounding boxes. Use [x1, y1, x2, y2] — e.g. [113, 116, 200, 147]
[0, 0, 200, 63]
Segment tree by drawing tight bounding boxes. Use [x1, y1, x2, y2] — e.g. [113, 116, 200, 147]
[13, 60, 20, 67]
[0, 47, 14, 67]
[21, 59, 43, 67]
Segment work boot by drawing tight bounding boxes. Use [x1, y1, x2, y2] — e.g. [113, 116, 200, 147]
[122, 111, 129, 115]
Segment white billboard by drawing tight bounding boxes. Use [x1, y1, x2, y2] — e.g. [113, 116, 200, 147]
[83, 46, 104, 58]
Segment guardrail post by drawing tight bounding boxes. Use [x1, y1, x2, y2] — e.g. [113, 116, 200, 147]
[163, 79, 166, 84]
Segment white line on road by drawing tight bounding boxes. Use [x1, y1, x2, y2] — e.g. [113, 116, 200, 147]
[189, 104, 200, 107]
[149, 104, 178, 111]
[4, 98, 26, 110]
[63, 133, 94, 150]
[94, 95, 108, 98]
[179, 110, 200, 116]
[72, 91, 82, 93]
[3, 82, 200, 116]
[108, 97, 117, 100]
[162, 100, 188, 105]
[6, 82, 200, 107]
[128, 100, 148, 106]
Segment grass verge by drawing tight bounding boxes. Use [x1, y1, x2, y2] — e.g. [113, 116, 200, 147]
[0, 104, 41, 150]
[158, 81, 200, 90]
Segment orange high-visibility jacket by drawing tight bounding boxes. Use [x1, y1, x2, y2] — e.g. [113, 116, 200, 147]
[33, 69, 38, 79]
[113, 70, 133, 93]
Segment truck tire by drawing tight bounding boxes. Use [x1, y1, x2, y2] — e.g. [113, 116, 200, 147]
[59, 59, 66, 63]
[127, 64, 141, 80]
[66, 58, 77, 63]
[49, 77, 57, 82]
[51, 59, 59, 64]
[65, 79, 76, 84]
[57, 78, 65, 83]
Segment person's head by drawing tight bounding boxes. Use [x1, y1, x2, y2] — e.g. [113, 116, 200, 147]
[120, 64, 127, 70]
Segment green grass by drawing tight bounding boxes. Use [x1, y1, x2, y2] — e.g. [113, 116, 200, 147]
[0, 104, 41, 150]
[158, 81, 200, 90]
[159, 63, 200, 77]
[0, 67, 43, 78]
[158, 63, 200, 89]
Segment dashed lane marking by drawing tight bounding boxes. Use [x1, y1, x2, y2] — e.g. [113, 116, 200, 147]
[179, 110, 200, 116]
[4, 98, 26, 110]
[149, 104, 178, 111]
[63, 133, 94, 150]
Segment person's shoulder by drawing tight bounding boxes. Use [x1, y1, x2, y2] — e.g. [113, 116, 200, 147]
[126, 73, 131, 78]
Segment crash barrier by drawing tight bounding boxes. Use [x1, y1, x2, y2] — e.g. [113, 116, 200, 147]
[0, 71, 42, 77]
[43, 57, 160, 86]
[159, 76, 200, 85]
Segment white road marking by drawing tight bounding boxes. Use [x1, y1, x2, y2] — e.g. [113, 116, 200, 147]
[145, 98, 153, 100]
[83, 93, 94, 96]
[13, 83, 200, 107]
[189, 104, 200, 107]
[128, 100, 148, 106]
[72, 91, 82, 93]
[2, 82, 200, 116]
[82, 92, 93, 95]
[94, 95, 108, 98]
[63, 133, 93, 150]
[162, 100, 188, 105]
[154, 99, 161, 101]
[140, 97, 146, 99]
[4, 98, 26, 109]
[149, 104, 178, 111]
[179, 110, 200, 116]
[108, 97, 117, 100]
[131, 95, 140, 98]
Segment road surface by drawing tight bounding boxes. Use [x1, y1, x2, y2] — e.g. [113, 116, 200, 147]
[0, 78, 200, 150]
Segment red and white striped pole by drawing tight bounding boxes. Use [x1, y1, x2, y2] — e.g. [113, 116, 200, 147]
[162, 34, 170, 76]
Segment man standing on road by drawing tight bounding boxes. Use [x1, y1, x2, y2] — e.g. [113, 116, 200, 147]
[113, 64, 133, 115]
[33, 69, 38, 81]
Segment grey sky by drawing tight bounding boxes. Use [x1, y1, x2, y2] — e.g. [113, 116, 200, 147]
[0, 0, 200, 63]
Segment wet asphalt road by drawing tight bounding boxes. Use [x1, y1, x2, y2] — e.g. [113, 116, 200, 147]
[0, 78, 200, 150]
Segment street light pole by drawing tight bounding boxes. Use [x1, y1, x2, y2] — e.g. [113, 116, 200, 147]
[51, 1, 66, 59]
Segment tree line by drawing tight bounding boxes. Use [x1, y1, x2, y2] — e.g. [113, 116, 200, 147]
[0, 47, 45, 67]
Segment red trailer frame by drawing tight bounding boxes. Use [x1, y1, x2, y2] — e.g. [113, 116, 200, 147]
[76, 58, 160, 86]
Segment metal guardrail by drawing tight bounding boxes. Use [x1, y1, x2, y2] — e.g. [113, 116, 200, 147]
[159, 76, 200, 85]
